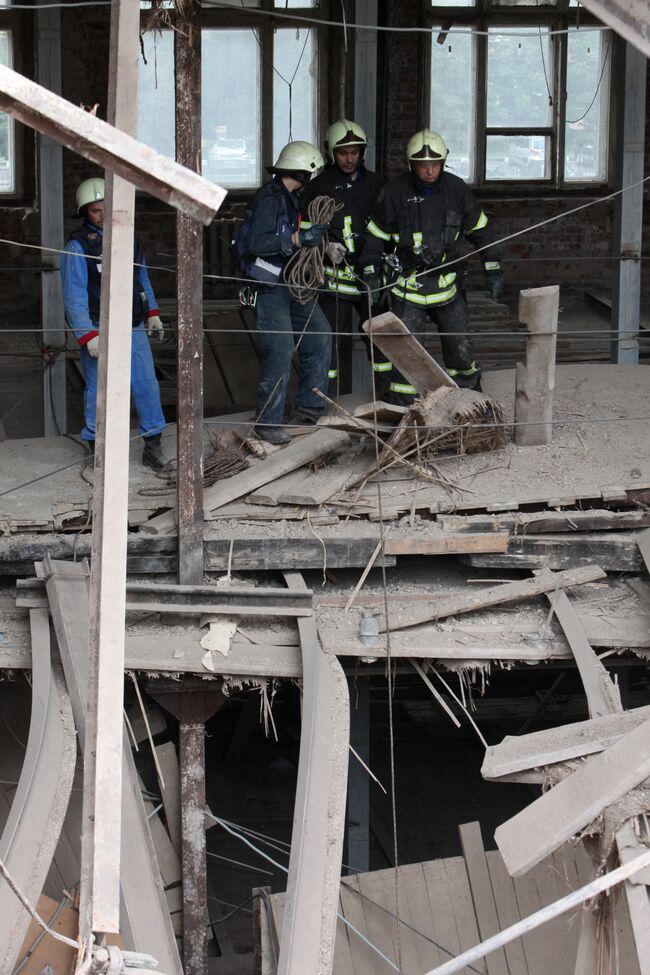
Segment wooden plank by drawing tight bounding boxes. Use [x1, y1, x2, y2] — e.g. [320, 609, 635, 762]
[155, 741, 182, 857]
[0, 609, 76, 973]
[378, 565, 606, 632]
[43, 559, 183, 973]
[384, 533, 509, 556]
[81, 0, 141, 931]
[0, 66, 225, 224]
[353, 401, 408, 422]
[362, 311, 456, 391]
[615, 823, 650, 975]
[465, 532, 644, 572]
[394, 862, 445, 972]
[442, 857, 486, 975]
[546, 587, 622, 718]
[422, 859, 464, 972]
[481, 705, 650, 780]
[141, 429, 351, 533]
[639, 528, 650, 573]
[280, 457, 371, 506]
[495, 718, 650, 877]
[483, 853, 529, 975]
[248, 469, 314, 506]
[438, 509, 650, 535]
[458, 822, 509, 975]
[515, 286, 559, 446]
[277, 572, 349, 975]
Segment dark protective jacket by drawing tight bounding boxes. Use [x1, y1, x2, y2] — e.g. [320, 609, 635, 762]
[62, 223, 158, 346]
[300, 164, 384, 299]
[235, 176, 300, 286]
[362, 170, 501, 307]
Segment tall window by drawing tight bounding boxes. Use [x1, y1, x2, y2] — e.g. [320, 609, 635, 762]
[0, 20, 15, 195]
[428, 4, 611, 189]
[138, 15, 320, 190]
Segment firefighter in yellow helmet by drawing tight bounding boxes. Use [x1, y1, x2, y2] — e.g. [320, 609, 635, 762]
[361, 129, 503, 403]
[300, 119, 384, 391]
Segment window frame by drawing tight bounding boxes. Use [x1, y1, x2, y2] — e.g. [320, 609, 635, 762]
[424, 1, 615, 193]
[139, 1, 329, 196]
[0, 5, 25, 201]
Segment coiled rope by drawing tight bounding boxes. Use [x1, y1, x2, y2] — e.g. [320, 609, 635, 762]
[283, 194, 343, 303]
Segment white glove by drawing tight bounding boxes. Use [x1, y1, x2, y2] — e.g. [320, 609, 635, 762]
[86, 335, 99, 358]
[146, 315, 165, 340]
[326, 241, 347, 265]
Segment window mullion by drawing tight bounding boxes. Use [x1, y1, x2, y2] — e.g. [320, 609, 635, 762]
[261, 19, 274, 173]
[555, 26, 568, 188]
[476, 22, 487, 188]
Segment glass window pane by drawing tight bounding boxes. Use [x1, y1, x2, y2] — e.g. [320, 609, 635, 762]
[0, 31, 14, 193]
[274, 1, 317, 7]
[273, 28, 317, 164]
[138, 30, 175, 160]
[565, 30, 609, 182]
[430, 30, 474, 181]
[431, 0, 475, 7]
[487, 27, 552, 128]
[203, 30, 261, 187]
[486, 134, 549, 181]
[139, 30, 262, 188]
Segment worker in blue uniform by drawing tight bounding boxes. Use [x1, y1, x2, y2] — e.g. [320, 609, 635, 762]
[233, 141, 332, 444]
[61, 177, 168, 470]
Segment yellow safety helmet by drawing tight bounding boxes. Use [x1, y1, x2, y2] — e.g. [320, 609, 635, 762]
[406, 129, 448, 165]
[269, 141, 324, 181]
[324, 119, 367, 163]
[76, 177, 105, 214]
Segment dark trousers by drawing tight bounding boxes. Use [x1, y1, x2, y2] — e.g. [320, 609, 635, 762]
[372, 293, 481, 405]
[319, 293, 372, 393]
[254, 285, 331, 426]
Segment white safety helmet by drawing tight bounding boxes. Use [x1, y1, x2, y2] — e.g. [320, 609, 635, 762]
[76, 177, 105, 214]
[406, 129, 448, 166]
[324, 119, 367, 163]
[269, 141, 324, 182]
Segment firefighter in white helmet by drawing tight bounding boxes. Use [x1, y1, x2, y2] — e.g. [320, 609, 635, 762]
[232, 141, 332, 444]
[361, 129, 503, 403]
[60, 177, 168, 470]
[300, 119, 384, 391]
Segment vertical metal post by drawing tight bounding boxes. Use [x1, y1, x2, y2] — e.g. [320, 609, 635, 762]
[81, 0, 139, 941]
[37, 0, 66, 435]
[175, 0, 204, 583]
[611, 41, 646, 365]
[346, 676, 370, 873]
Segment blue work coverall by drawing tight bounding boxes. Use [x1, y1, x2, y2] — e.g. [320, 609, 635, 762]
[61, 226, 166, 442]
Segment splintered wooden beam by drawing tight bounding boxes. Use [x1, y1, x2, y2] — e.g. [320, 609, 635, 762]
[362, 311, 456, 391]
[0, 63, 225, 224]
[378, 564, 606, 632]
[514, 285, 559, 446]
[495, 718, 650, 877]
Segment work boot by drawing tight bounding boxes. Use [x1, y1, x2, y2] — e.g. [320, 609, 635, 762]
[254, 424, 291, 446]
[142, 434, 168, 471]
[288, 407, 322, 426]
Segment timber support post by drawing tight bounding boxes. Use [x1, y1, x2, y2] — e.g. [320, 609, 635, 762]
[515, 285, 559, 447]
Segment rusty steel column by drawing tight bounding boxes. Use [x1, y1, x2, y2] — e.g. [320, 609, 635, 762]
[175, 0, 204, 583]
[151, 682, 226, 975]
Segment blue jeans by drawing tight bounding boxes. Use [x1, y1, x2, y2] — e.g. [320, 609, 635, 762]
[79, 322, 166, 441]
[254, 287, 331, 427]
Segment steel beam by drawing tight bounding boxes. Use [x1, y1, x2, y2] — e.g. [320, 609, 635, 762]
[175, 0, 205, 583]
[611, 41, 646, 365]
[278, 572, 350, 975]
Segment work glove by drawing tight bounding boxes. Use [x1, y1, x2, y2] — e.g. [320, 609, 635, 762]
[146, 314, 165, 340]
[486, 269, 504, 301]
[326, 241, 347, 265]
[86, 335, 99, 358]
[362, 265, 383, 303]
[297, 223, 326, 247]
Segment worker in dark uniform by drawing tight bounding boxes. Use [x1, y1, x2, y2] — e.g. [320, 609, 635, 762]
[61, 177, 168, 470]
[300, 119, 384, 391]
[233, 141, 331, 444]
[361, 129, 503, 403]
